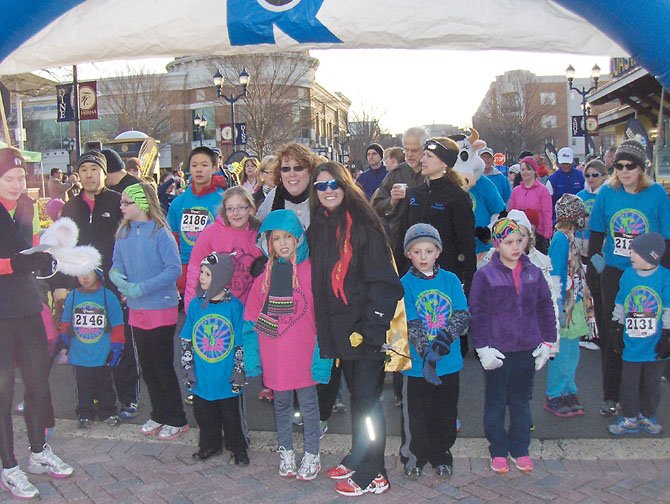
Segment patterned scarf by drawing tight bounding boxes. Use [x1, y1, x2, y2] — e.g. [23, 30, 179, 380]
[255, 259, 296, 338]
[331, 211, 353, 304]
[564, 230, 598, 340]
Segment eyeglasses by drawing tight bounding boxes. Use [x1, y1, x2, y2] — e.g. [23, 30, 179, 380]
[120, 200, 136, 207]
[584, 173, 602, 179]
[313, 179, 340, 192]
[224, 205, 250, 213]
[280, 165, 306, 173]
[261, 169, 271, 174]
[614, 162, 638, 171]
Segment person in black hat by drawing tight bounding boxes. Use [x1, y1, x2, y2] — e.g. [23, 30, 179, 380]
[356, 143, 387, 200]
[104, 148, 140, 193]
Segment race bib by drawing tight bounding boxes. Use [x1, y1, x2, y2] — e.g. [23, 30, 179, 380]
[73, 308, 106, 329]
[613, 232, 634, 257]
[181, 209, 209, 233]
[625, 313, 656, 338]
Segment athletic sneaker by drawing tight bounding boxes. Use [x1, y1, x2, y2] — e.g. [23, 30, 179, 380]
[319, 420, 328, 439]
[638, 414, 663, 435]
[600, 400, 619, 417]
[27, 444, 73, 478]
[579, 340, 600, 351]
[543, 396, 572, 417]
[103, 415, 122, 427]
[157, 424, 189, 440]
[608, 416, 640, 435]
[140, 419, 163, 436]
[1, 465, 39, 499]
[78, 418, 94, 429]
[332, 400, 347, 413]
[296, 452, 321, 481]
[119, 403, 139, 420]
[511, 456, 534, 472]
[564, 394, 585, 416]
[404, 465, 422, 478]
[258, 388, 274, 401]
[278, 447, 297, 477]
[490, 457, 509, 473]
[326, 464, 354, 480]
[335, 474, 389, 496]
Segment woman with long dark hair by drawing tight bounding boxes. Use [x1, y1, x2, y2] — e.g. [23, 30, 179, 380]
[308, 161, 403, 497]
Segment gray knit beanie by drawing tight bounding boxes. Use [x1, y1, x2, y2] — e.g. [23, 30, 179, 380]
[196, 253, 235, 307]
[404, 223, 442, 254]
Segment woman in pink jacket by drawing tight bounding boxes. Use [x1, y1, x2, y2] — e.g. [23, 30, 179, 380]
[184, 186, 262, 311]
[507, 156, 553, 253]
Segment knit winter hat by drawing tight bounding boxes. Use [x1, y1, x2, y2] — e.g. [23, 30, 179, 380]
[196, 253, 235, 308]
[123, 184, 150, 212]
[77, 150, 107, 173]
[102, 148, 125, 173]
[404, 223, 442, 254]
[631, 232, 665, 267]
[366, 143, 384, 158]
[520, 156, 538, 172]
[0, 147, 26, 178]
[555, 193, 586, 229]
[492, 218, 520, 247]
[46, 198, 65, 221]
[507, 209, 533, 233]
[615, 139, 648, 168]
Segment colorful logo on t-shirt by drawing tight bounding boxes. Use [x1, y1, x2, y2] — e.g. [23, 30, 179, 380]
[73, 302, 106, 344]
[416, 290, 452, 339]
[192, 314, 234, 363]
[609, 209, 649, 257]
[180, 206, 214, 246]
[624, 286, 661, 338]
[583, 198, 595, 216]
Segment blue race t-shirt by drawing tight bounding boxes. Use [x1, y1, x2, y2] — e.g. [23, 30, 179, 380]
[180, 296, 244, 401]
[576, 188, 596, 241]
[62, 287, 124, 367]
[400, 268, 467, 377]
[167, 187, 223, 264]
[616, 266, 670, 362]
[486, 171, 511, 204]
[470, 176, 506, 254]
[589, 183, 670, 271]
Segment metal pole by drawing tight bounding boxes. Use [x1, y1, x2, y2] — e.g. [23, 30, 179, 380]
[583, 92, 589, 158]
[230, 99, 236, 153]
[72, 65, 81, 162]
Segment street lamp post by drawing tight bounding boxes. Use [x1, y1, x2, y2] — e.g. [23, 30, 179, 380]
[213, 68, 250, 152]
[337, 130, 351, 164]
[62, 137, 76, 173]
[566, 63, 601, 158]
[193, 113, 207, 146]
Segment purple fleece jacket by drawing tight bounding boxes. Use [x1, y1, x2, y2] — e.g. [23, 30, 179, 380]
[469, 252, 556, 353]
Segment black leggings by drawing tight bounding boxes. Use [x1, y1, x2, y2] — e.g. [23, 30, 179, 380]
[0, 315, 51, 468]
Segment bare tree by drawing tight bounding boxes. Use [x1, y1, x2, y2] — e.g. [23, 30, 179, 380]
[473, 71, 545, 158]
[219, 52, 316, 156]
[348, 106, 386, 169]
[98, 65, 172, 140]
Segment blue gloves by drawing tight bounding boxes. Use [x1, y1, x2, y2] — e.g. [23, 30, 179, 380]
[119, 282, 142, 299]
[109, 269, 128, 290]
[422, 348, 442, 385]
[107, 343, 124, 367]
[590, 253, 605, 274]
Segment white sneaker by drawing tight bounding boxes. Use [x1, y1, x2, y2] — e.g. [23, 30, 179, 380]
[1, 466, 39, 499]
[140, 419, 163, 436]
[278, 446, 297, 477]
[296, 452, 321, 481]
[157, 424, 189, 440]
[27, 444, 73, 478]
[579, 340, 600, 351]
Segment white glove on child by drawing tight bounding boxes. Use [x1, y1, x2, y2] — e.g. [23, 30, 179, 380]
[532, 342, 553, 370]
[476, 346, 505, 370]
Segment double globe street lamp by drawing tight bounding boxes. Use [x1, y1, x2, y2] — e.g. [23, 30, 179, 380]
[213, 68, 251, 151]
[193, 113, 208, 146]
[566, 63, 601, 157]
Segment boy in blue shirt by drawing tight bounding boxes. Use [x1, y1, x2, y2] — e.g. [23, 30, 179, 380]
[180, 253, 249, 464]
[399, 224, 470, 479]
[60, 268, 125, 428]
[609, 233, 670, 435]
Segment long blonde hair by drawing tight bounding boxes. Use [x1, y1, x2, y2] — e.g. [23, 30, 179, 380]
[608, 167, 653, 193]
[219, 185, 260, 229]
[116, 182, 168, 238]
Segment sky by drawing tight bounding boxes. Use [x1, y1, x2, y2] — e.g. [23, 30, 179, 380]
[70, 49, 612, 135]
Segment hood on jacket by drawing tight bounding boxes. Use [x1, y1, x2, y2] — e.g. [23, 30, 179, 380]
[190, 174, 227, 196]
[256, 209, 308, 264]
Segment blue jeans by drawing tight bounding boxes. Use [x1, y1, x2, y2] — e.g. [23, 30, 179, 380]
[483, 350, 534, 458]
[273, 386, 320, 455]
[546, 337, 580, 399]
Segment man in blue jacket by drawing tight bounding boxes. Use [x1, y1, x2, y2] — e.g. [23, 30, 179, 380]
[546, 147, 584, 220]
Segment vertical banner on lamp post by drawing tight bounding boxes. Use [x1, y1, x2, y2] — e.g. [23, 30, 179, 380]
[78, 81, 98, 120]
[56, 83, 75, 122]
[571, 116, 585, 137]
[234, 122, 247, 145]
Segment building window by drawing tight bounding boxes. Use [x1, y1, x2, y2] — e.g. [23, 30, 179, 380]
[540, 92, 556, 105]
[195, 89, 206, 102]
[541, 115, 557, 129]
[543, 138, 556, 147]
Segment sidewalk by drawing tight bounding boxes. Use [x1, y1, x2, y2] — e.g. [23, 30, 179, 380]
[4, 418, 670, 503]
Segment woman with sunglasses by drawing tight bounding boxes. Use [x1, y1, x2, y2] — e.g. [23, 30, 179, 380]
[588, 140, 670, 417]
[253, 155, 278, 208]
[256, 144, 320, 229]
[308, 162, 403, 496]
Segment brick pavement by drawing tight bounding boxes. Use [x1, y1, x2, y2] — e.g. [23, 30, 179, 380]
[3, 420, 670, 503]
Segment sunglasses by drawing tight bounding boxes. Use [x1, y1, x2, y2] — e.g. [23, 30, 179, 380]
[584, 173, 602, 179]
[614, 162, 638, 171]
[313, 179, 340, 192]
[280, 165, 306, 173]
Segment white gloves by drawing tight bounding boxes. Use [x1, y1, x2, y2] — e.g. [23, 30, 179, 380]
[476, 346, 505, 370]
[532, 342, 553, 370]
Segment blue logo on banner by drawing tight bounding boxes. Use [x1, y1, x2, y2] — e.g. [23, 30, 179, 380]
[227, 0, 341, 46]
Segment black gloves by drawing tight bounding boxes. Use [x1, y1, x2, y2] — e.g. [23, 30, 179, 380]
[10, 252, 52, 274]
[655, 329, 670, 360]
[610, 321, 624, 355]
[474, 226, 492, 244]
[249, 255, 268, 278]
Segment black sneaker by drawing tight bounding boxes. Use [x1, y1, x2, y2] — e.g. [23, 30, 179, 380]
[404, 466, 422, 479]
[192, 448, 222, 460]
[435, 464, 453, 477]
[103, 415, 122, 427]
[234, 451, 250, 466]
[119, 403, 139, 420]
[600, 400, 618, 417]
[78, 418, 93, 429]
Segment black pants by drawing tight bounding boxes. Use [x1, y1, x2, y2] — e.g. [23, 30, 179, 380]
[112, 307, 140, 406]
[0, 315, 50, 467]
[133, 324, 188, 427]
[317, 362, 342, 422]
[535, 233, 550, 255]
[600, 266, 624, 402]
[74, 365, 117, 420]
[619, 360, 665, 419]
[400, 372, 459, 469]
[192, 395, 248, 453]
[340, 359, 386, 488]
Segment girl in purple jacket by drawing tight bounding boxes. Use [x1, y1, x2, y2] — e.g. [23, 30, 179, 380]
[469, 218, 556, 475]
